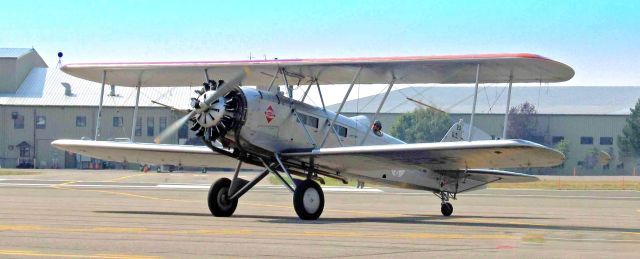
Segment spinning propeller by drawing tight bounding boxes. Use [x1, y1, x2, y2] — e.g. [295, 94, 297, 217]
[154, 72, 244, 144]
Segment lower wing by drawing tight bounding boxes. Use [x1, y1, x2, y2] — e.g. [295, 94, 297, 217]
[282, 139, 561, 190]
[282, 139, 565, 172]
[51, 139, 248, 168]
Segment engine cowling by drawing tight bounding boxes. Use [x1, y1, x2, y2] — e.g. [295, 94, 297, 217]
[188, 83, 244, 144]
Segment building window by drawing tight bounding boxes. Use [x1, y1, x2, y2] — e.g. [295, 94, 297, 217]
[333, 124, 348, 137]
[76, 116, 87, 127]
[147, 117, 155, 136]
[159, 117, 167, 133]
[178, 124, 188, 139]
[135, 117, 142, 137]
[35, 116, 46, 129]
[14, 115, 24, 129]
[113, 116, 123, 127]
[600, 137, 613, 145]
[552, 136, 564, 145]
[580, 136, 593, 145]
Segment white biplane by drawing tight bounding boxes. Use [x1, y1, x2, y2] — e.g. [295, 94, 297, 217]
[52, 53, 574, 220]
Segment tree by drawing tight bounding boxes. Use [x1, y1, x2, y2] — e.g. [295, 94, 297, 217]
[617, 98, 640, 156]
[555, 139, 570, 167]
[389, 108, 452, 143]
[506, 102, 538, 140]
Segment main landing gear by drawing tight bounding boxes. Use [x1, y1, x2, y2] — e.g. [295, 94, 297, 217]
[208, 178, 237, 217]
[435, 191, 455, 217]
[293, 179, 325, 220]
[206, 156, 325, 220]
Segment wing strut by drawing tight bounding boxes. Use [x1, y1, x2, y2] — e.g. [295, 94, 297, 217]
[316, 80, 327, 111]
[94, 70, 107, 140]
[130, 79, 142, 142]
[300, 79, 314, 102]
[319, 66, 362, 148]
[502, 71, 514, 139]
[360, 77, 395, 145]
[468, 64, 480, 141]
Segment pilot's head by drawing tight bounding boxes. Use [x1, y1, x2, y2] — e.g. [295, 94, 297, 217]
[372, 120, 382, 131]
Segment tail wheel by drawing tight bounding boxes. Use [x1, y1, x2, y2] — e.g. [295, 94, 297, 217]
[208, 178, 238, 217]
[293, 179, 324, 220]
[441, 202, 453, 217]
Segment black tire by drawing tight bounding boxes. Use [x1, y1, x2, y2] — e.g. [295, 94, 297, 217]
[441, 202, 453, 217]
[293, 179, 325, 220]
[208, 178, 238, 217]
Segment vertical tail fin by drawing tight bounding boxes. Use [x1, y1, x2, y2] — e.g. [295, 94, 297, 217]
[441, 119, 465, 142]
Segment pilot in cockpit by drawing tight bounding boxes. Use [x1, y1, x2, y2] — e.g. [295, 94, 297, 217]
[372, 120, 383, 137]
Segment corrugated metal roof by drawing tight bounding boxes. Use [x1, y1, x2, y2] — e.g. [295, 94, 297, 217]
[0, 67, 196, 108]
[329, 86, 640, 115]
[0, 48, 33, 58]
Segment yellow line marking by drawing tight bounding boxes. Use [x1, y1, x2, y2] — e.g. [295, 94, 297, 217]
[0, 224, 517, 240]
[107, 173, 148, 182]
[82, 189, 195, 203]
[51, 180, 78, 190]
[0, 249, 160, 259]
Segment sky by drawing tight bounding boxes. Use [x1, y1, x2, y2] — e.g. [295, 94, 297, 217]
[2, 0, 639, 105]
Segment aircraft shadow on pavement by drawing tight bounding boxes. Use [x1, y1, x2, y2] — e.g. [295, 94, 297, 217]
[94, 210, 640, 233]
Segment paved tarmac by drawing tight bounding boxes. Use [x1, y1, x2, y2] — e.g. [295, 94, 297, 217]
[0, 170, 639, 258]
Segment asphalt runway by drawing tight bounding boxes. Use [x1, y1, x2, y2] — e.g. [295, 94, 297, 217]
[0, 170, 638, 258]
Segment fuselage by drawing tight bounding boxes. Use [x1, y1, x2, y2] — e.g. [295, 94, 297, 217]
[231, 87, 404, 153]
[203, 87, 456, 192]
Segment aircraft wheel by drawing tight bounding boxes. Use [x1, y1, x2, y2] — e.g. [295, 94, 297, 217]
[293, 179, 324, 220]
[208, 178, 238, 217]
[441, 202, 453, 217]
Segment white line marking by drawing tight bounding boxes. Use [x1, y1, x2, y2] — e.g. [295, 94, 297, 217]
[0, 183, 52, 187]
[156, 184, 209, 189]
[463, 193, 640, 199]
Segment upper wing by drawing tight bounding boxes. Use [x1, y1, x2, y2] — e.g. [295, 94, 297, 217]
[61, 53, 574, 87]
[51, 139, 253, 169]
[281, 139, 564, 172]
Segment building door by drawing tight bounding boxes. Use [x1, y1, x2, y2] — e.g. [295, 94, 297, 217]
[64, 151, 77, 169]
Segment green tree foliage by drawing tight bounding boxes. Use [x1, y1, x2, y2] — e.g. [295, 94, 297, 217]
[389, 108, 452, 143]
[554, 139, 570, 168]
[617, 98, 640, 156]
[555, 139, 570, 159]
[506, 102, 538, 140]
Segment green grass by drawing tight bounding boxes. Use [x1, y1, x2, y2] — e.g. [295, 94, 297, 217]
[0, 169, 41, 176]
[268, 175, 639, 190]
[489, 179, 639, 191]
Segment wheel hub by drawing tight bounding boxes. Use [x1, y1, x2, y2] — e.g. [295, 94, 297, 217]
[217, 187, 233, 210]
[303, 188, 320, 214]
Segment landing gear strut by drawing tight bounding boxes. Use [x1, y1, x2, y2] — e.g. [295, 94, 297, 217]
[206, 156, 326, 220]
[207, 160, 270, 218]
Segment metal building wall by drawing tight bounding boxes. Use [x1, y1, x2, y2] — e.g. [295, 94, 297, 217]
[0, 105, 187, 168]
